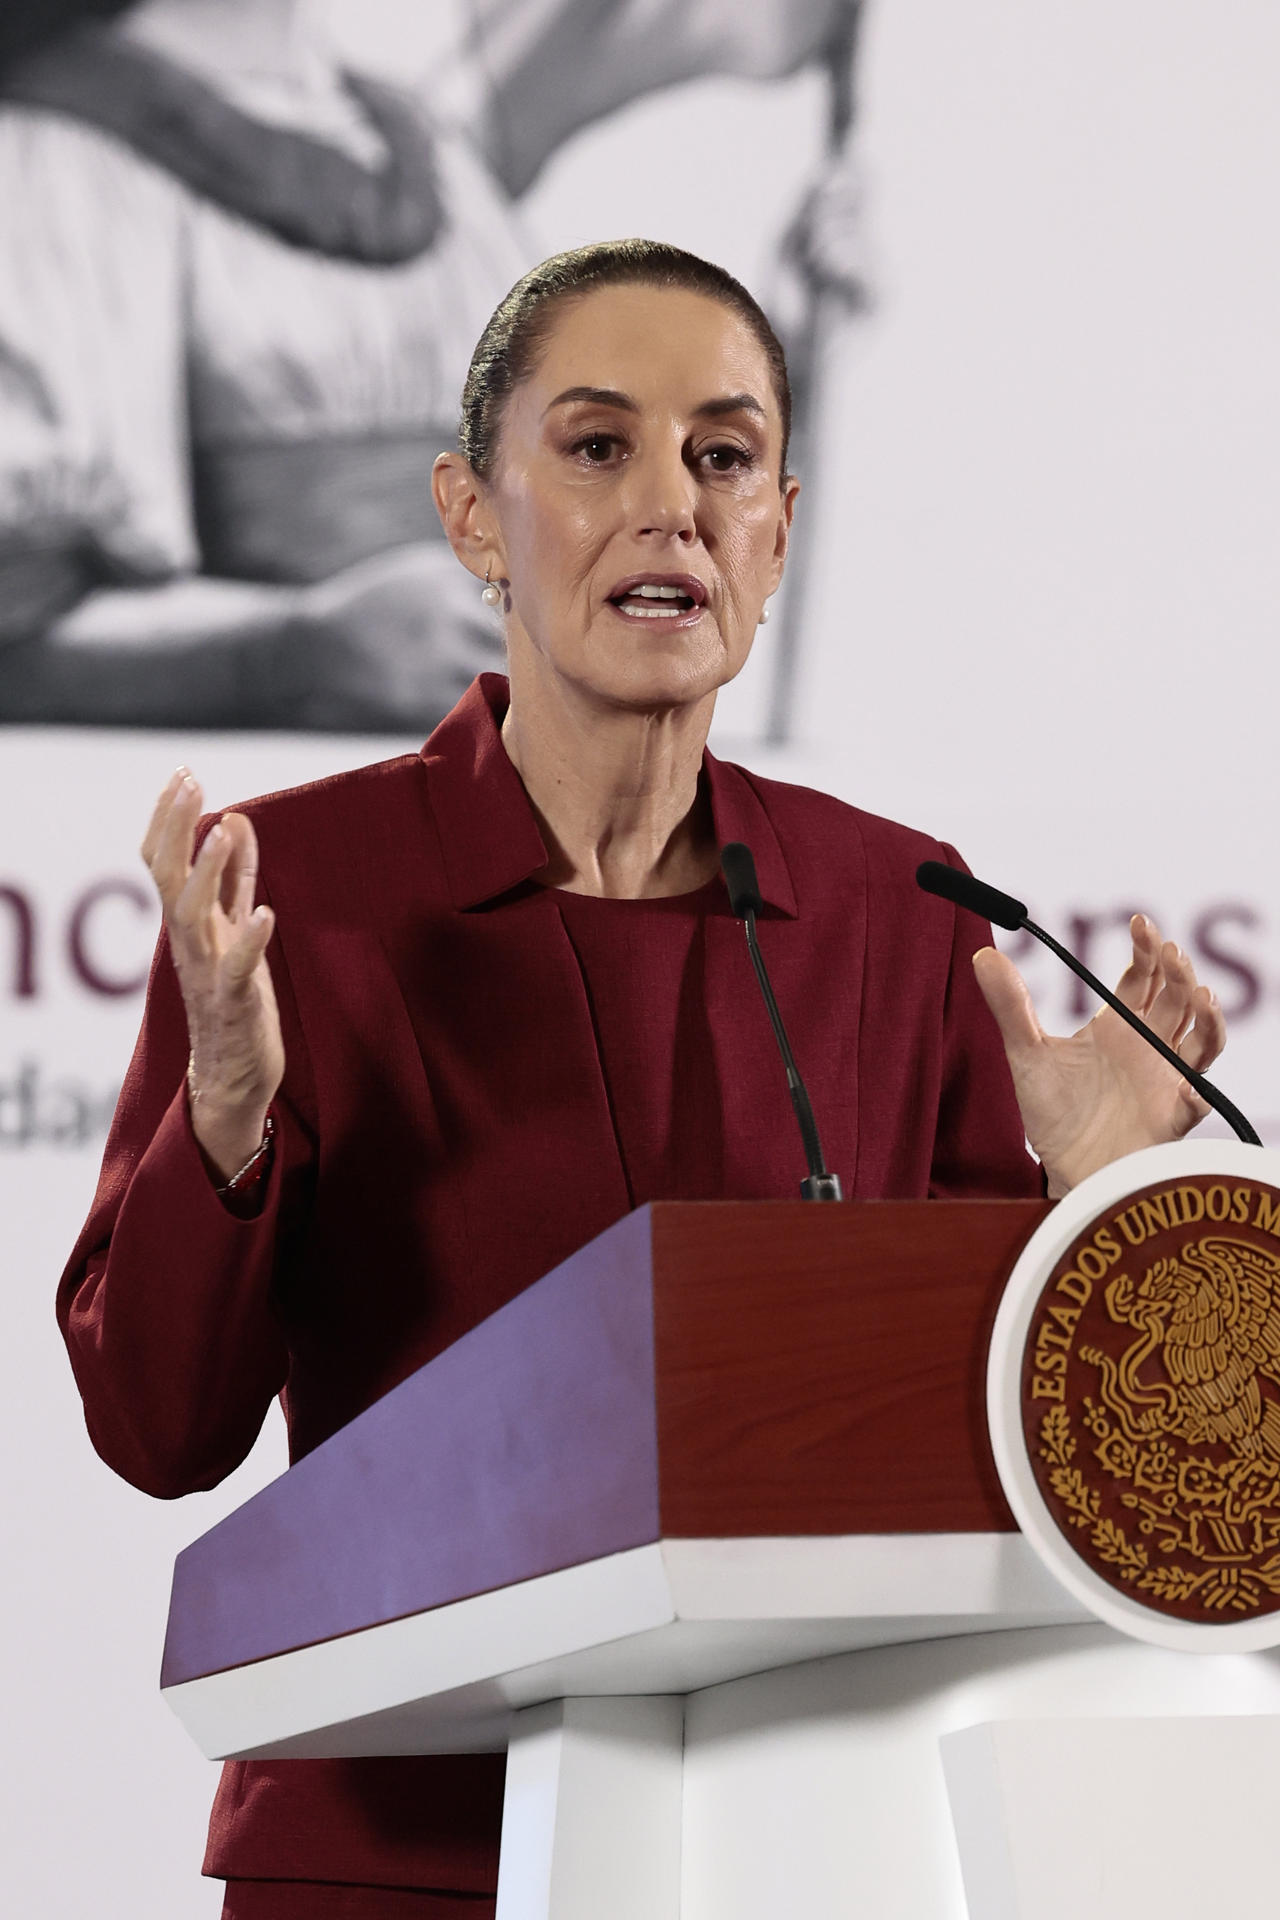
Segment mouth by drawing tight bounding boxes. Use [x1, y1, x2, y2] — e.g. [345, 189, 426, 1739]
[607, 573, 707, 623]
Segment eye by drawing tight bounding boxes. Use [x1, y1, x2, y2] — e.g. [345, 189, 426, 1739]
[570, 431, 623, 465]
[700, 443, 754, 474]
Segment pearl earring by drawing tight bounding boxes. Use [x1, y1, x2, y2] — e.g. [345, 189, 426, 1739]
[481, 565, 501, 608]
[758, 604, 771, 625]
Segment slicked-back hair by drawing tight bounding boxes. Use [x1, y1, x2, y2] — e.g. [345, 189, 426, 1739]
[458, 239, 793, 485]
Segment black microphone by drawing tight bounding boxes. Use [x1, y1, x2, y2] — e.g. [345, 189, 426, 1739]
[915, 860, 1261, 1147]
[721, 842, 843, 1200]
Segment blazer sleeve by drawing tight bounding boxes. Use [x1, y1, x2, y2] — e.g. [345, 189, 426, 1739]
[55, 879, 313, 1500]
[928, 841, 1044, 1201]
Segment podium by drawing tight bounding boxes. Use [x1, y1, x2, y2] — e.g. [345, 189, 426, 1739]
[162, 1202, 1280, 1917]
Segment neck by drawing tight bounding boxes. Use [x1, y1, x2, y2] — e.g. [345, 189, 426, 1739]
[501, 659, 719, 899]
[120, 0, 315, 85]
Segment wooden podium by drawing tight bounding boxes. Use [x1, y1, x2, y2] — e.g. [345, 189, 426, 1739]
[161, 1202, 1280, 1918]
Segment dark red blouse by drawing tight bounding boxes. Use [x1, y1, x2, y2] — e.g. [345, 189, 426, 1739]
[57, 674, 1039, 1891]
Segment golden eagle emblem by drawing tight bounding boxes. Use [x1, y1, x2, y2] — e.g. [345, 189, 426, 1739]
[1027, 1214, 1280, 1620]
[1083, 1236, 1280, 1460]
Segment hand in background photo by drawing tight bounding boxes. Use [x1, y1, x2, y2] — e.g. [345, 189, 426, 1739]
[778, 148, 874, 317]
[267, 540, 508, 733]
[0, 537, 505, 732]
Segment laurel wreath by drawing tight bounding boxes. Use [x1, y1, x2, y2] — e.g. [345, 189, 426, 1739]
[1036, 1406, 1280, 1614]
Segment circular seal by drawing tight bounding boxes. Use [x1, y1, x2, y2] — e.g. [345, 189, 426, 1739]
[989, 1139, 1280, 1650]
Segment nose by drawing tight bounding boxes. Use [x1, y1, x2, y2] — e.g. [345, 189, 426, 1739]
[624, 441, 698, 543]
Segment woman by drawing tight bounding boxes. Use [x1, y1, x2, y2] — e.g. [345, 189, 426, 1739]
[58, 242, 1224, 1916]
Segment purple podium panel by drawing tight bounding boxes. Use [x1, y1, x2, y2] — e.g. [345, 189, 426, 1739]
[162, 1205, 662, 1689]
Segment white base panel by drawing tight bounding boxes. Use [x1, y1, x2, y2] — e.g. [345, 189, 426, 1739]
[678, 1623, 1280, 1920]
[496, 1697, 683, 1920]
[941, 1714, 1280, 1920]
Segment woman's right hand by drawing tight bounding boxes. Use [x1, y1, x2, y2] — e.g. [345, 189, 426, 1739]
[279, 542, 506, 731]
[141, 768, 284, 1183]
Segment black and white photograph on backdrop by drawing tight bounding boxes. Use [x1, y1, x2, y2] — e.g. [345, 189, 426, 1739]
[0, 0, 866, 735]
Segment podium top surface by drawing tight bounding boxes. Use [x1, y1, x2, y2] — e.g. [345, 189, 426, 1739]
[163, 1198, 1048, 1692]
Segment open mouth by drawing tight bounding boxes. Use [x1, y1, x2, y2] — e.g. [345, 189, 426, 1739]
[608, 577, 706, 621]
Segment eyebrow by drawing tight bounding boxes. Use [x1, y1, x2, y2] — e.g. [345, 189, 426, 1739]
[545, 386, 766, 420]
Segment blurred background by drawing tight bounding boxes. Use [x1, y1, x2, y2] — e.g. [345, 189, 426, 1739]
[1, 0, 1278, 1910]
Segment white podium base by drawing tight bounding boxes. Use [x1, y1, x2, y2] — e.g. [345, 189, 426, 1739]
[498, 1698, 682, 1920]
[941, 1713, 1280, 1919]
[497, 1623, 1280, 1919]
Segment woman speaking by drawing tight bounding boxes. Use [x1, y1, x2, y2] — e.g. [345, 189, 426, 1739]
[58, 242, 1225, 1917]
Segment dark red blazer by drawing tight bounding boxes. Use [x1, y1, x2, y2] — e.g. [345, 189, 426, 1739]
[57, 674, 1039, 1889]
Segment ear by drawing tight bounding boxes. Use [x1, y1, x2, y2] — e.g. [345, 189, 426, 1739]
[432, 452, 506, 583]
[767, 474, 801, 590]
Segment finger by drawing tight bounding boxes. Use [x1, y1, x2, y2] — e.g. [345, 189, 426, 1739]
[222, 903, 275, 986]
[1178, 983, 1226, 1075]
[973, 947, 1046, 1057]
[140, 766, 187, 872]
[1174, 1076, 1212, 1139]
[1146, 941, 1201, 1047]
[148, 769, 204, 908]
[172, 818, 235, 953]
[1111, 914, 1165, 1020]
[218, 811, 260, 923]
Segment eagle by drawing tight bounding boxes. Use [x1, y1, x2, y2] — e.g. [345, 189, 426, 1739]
[1088, 1236, 1280, 1458]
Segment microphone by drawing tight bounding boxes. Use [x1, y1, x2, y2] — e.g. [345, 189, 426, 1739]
[915, 860, 1261, 1147]
[721, 842, 843, 1200]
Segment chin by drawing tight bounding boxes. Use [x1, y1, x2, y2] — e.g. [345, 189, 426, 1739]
[596, 659, 730, 714]
[582, 624, 748, 712]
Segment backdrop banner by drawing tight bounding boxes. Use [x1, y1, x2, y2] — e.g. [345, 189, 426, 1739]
[2, 1, 1278, 1913]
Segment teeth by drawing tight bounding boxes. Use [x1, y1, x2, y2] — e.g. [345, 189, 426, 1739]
[611, 581, 700, 618]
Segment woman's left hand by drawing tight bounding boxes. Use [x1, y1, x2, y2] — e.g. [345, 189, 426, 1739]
[973, 915, 1226, 1198]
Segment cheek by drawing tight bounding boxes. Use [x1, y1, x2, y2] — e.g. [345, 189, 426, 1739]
[511, 498, 601, 595]
[717, 496, 783, 593]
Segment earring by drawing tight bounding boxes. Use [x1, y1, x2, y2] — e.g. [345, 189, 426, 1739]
[481, 564, 502, 608]
[758, 604, 771, 625]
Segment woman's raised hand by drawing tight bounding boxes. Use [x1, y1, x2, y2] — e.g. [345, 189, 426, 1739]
[141, 768, 284, 1183]
[973, 915, 1227, 1198]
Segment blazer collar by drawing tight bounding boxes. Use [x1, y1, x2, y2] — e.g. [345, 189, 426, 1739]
[421, 674, 798, 918]
[702, 758, 798, 918]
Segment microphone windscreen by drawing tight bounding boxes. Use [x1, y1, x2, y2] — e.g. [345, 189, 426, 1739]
[916, 860, 1027, 932]
[721, 842, 764, 918]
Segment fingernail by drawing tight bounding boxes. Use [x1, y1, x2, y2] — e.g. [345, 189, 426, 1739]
[206, 823, 224, 847]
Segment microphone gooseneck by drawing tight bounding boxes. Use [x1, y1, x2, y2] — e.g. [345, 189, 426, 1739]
[915, 860, 1262, 1148]
[721, 842, 843, 1201]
